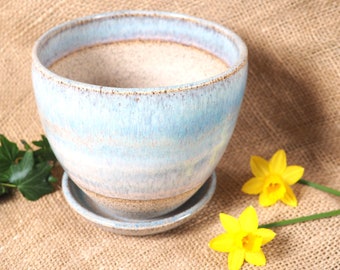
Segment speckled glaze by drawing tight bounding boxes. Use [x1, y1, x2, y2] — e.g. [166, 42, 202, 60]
[81, 179, 202, 220]
[62, 172, 216, 236]
[32, 11, 248, 220]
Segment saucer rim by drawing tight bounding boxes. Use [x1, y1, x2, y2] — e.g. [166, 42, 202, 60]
[61, 172, 216, 236]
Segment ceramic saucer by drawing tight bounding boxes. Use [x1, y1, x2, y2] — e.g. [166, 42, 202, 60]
[62, 172, 216, 236]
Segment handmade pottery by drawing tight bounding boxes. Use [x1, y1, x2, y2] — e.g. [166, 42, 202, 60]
[32, 11, 248, 225]
[62, 172, 217, 235]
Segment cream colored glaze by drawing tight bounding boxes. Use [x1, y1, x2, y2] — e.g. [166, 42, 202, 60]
[50, 40, 229, 88]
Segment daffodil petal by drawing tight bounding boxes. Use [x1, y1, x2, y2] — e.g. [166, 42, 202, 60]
[255, 228, 276, 245]
[282, 165, 304, 185]
[209, 233, 235, 252]
[242, 177, 265, 195]
[220, 213, 240, 233]
[228, 249, 245, 270]
[251, 156, 269, 177]
[259, 191, 279, 207]
[281, 184, 298, 207]
[245, 250, 266, 266]
[239, 206, 258, 233]
[269, 149, 286, 174]
[252, 235, 263, 252]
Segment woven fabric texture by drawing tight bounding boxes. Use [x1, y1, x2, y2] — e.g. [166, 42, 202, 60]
[0, 0, 339, 269]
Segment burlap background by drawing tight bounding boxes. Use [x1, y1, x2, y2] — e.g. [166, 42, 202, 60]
[1, 0, 339, 269]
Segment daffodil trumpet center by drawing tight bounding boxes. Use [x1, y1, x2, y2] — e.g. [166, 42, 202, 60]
[264, 175, 285, 199]
[267, 183, 281, 193]
[242, 234, 262, 252]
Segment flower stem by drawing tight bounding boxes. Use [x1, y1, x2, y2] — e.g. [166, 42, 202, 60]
[298, 179, 340, 196]
[259, 209, 340, 228]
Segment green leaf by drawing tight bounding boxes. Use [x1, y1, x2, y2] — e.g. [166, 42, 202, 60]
[48, 175, 58, 183]
[0, 134, 19, 172]
[21, 140, 32, 151]
[0, 185, 9, 196]
[13, 162, 54, 201]
[8, 150, 34, 184]
[33, 135, 57, 162]
[0, 169, 11, 183]
[0, 134, 58, 201]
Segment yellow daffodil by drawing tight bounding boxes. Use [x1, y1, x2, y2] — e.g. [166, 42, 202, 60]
[242, 149, 304, 207]
[209, 206, 276, 270]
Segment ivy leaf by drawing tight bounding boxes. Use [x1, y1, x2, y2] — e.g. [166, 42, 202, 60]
[0, 134, 19, 172]
[0, 185, 9, 196]
[8, 150, 34, 184]
[0, 134, 57, 201]
[48, 175, 58, 183]
[32, 135, 57, 162]
[11, 161, 54, 201]
[21, 139, 32, 151]
[0, 169, 11, 183]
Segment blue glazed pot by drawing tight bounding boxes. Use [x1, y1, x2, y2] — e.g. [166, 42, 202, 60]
[32, 11, 247, 220]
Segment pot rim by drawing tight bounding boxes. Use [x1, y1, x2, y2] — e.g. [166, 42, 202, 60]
[32, 10, 248, 95]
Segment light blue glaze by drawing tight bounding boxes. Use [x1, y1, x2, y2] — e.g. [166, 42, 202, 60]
[62, 172, 216, 236]
[32, 11, 247, 202]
